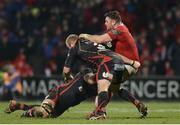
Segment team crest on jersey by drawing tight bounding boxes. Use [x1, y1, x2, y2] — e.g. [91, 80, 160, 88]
[78, 86, 83, 92]
[111, 29, 121, 35]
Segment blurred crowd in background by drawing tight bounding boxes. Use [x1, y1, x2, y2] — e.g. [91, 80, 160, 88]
[0, 0, 180, 99]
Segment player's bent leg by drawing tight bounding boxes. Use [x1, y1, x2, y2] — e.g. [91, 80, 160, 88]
[137, 102, 148, 118]
[88, 92, 108, 120]
[86, 91, 113, 120]
[118, 88, 148, 118]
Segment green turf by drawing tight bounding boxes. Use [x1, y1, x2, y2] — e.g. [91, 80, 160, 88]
[0, 101, 180, 124]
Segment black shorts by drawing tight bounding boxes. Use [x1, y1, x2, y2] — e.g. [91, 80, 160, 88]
[96, 50, 123, 82]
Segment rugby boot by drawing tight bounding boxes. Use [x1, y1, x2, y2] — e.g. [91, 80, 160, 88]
[89, 110, 107, 120]
[136, 102, 148, 118]
[86, 110, 96, 119]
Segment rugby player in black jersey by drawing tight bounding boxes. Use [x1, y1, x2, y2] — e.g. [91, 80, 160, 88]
[4, 69, 98, 118]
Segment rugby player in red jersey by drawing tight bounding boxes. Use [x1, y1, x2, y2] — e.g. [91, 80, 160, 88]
[79, 10, 147, 119]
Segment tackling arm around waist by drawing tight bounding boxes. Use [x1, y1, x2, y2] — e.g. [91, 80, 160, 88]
[117, 54, 140, 69]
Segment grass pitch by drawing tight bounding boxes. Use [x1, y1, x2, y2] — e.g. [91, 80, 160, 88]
[0, 101, 180, 124]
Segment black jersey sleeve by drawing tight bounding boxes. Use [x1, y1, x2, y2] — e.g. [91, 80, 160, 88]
[64, 47, 77, 68]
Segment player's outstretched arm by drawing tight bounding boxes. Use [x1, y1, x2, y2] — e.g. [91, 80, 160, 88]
[4, 100, 40, 114]
[79, 33, 112, 44]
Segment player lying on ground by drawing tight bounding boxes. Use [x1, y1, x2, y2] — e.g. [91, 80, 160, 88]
[4, 69, 98, 118]
[4, 69, 147, 118]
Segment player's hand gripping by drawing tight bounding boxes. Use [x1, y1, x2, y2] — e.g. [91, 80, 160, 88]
[63, 72, 74, 83]
[79, 33, 88, 39]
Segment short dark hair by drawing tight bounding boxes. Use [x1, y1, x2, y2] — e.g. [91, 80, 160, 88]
[104, 10, 121, 23]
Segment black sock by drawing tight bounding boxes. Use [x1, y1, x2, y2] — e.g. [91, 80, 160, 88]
[118, 88, 140, 106]
[107, 91, 113, 102]
[96, 91, 109, 112]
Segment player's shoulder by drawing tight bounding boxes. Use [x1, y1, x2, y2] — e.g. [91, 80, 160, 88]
[109, 23, 127, 36]
[117, 23, 128, 31]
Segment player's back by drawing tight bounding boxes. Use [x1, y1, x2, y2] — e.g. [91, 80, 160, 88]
[64, 39, 109, 71]
[49, 72, 97, 117]
[74, 39, 109, 67]
[77, 39, 107, 54]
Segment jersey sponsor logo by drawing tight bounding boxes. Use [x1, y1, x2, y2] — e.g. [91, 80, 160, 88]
[114, 64, 124, 70]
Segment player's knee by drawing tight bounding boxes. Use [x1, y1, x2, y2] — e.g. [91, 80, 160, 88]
[97, 79, 110, 92]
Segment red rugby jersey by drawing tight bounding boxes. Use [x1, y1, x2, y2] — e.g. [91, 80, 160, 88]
[107, 24, 140, 61]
